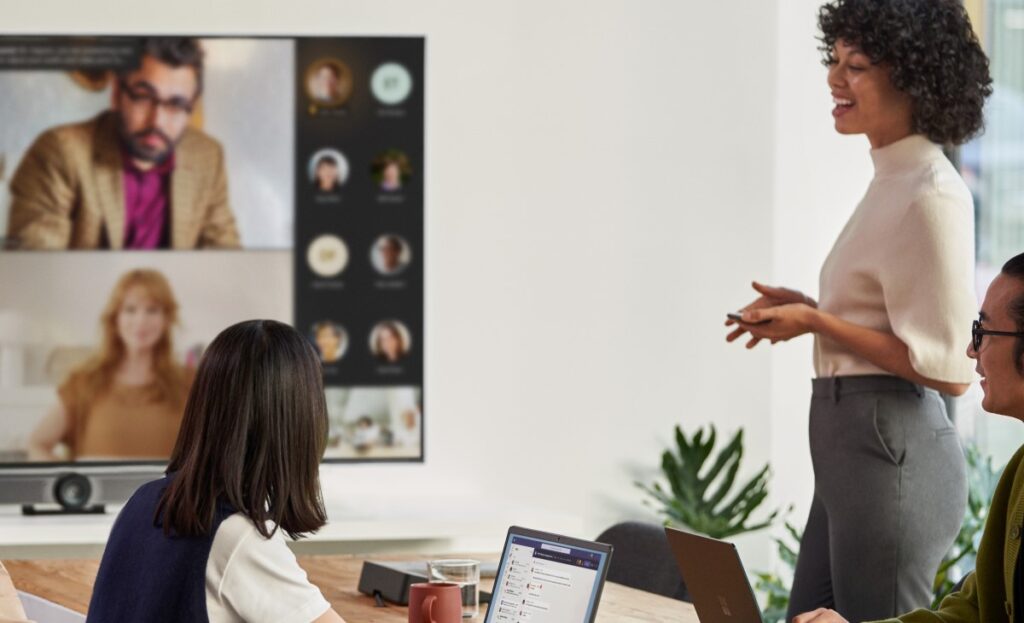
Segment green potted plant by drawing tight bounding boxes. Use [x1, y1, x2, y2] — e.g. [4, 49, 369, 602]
[638, 424, 780, 539]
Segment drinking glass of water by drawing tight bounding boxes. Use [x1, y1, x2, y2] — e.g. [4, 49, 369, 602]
[427, 559, 480, 618]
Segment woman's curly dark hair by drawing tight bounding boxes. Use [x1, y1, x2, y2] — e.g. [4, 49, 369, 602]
[818, 0, 992, 145]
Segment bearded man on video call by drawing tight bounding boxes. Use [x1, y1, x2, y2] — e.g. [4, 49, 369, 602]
[6, 37, 240, 250]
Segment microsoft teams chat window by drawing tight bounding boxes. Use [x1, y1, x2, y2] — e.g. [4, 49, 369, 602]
[491, 537, 607, 623]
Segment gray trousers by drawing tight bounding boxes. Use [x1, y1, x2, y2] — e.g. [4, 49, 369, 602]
[785, 376, 967, 623]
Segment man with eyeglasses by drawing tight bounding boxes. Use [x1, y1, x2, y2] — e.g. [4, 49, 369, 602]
[795, 250, 1024, 622]
[5, 37, 240, 250]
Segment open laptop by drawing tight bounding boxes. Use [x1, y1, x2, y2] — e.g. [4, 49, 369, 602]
[665, 526, 765, 623]
[484, 526, 613, 623]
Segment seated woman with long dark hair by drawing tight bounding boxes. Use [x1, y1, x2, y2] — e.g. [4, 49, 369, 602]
[86, 320, 346, 623]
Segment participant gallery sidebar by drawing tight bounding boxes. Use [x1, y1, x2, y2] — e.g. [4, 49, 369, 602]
[293, 37, 425, 389]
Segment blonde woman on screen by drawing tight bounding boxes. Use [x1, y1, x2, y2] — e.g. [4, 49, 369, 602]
[27, 269, 192, 461]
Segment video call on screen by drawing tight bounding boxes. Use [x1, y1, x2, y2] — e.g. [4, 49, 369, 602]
[0, 36, 425, 465]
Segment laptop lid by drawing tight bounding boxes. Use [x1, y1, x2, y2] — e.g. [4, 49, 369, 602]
[665, 527, 764, 623]
[484, 526, 613, 623]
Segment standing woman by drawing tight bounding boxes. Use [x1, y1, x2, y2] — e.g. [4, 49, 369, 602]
[727, 1, 991, 620]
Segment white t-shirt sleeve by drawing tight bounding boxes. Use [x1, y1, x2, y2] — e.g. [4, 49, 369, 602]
[207, 514, 331, 623]
[880, 188, 977, 383]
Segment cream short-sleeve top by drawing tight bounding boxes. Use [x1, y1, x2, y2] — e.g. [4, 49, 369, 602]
[814, 134, 977, 383]
[205, 514, 332, 623]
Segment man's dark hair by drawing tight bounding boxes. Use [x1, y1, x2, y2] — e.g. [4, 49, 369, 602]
[818, 0, 992, 145]
[1002, 252, 1024, 373]
[157, 320, 328, 540]
[119, 37, 205, 97]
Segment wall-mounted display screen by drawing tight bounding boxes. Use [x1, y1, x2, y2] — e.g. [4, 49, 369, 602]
[0, 36, 425, 466]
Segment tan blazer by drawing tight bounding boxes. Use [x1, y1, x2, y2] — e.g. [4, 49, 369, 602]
[6, 111, 240, 250]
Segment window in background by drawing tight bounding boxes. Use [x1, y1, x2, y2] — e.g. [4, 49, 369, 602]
[958, 0, 1024, 465]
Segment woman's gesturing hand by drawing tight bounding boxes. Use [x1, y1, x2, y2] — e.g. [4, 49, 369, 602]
[726, 281, 818, 348]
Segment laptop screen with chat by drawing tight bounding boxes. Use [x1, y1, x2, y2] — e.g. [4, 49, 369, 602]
[486, 527, 611, 623]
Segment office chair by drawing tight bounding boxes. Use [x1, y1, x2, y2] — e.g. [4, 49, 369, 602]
[595, 521, 690, 601]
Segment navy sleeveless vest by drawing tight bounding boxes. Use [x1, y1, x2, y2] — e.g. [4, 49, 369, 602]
[86, 474, 235, 623]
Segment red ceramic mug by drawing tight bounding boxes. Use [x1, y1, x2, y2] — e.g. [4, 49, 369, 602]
[408, 582, 462, 623]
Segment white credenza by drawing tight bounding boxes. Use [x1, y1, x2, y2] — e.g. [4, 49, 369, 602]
[0, 500, 584, 559]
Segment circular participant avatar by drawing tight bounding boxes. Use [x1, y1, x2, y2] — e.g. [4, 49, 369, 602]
[371, 149, 412, 192]
[305, 58, 354, 107]
[370, 234, 412, 276]
[369, 320, 412, 363]
[308, 149, 350, 193]
[370, 62, 413, 106]
[306, 234, 349, 277]
[310, 321, 349, 363]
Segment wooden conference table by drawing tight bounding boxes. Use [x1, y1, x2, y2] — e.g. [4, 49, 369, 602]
[4, 554, 699, 622]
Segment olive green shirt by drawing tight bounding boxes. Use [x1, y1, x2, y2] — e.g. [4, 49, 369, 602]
[873, 443, 1024, 623]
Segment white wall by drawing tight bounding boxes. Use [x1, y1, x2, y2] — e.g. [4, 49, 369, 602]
[1, 0, 858, 571]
